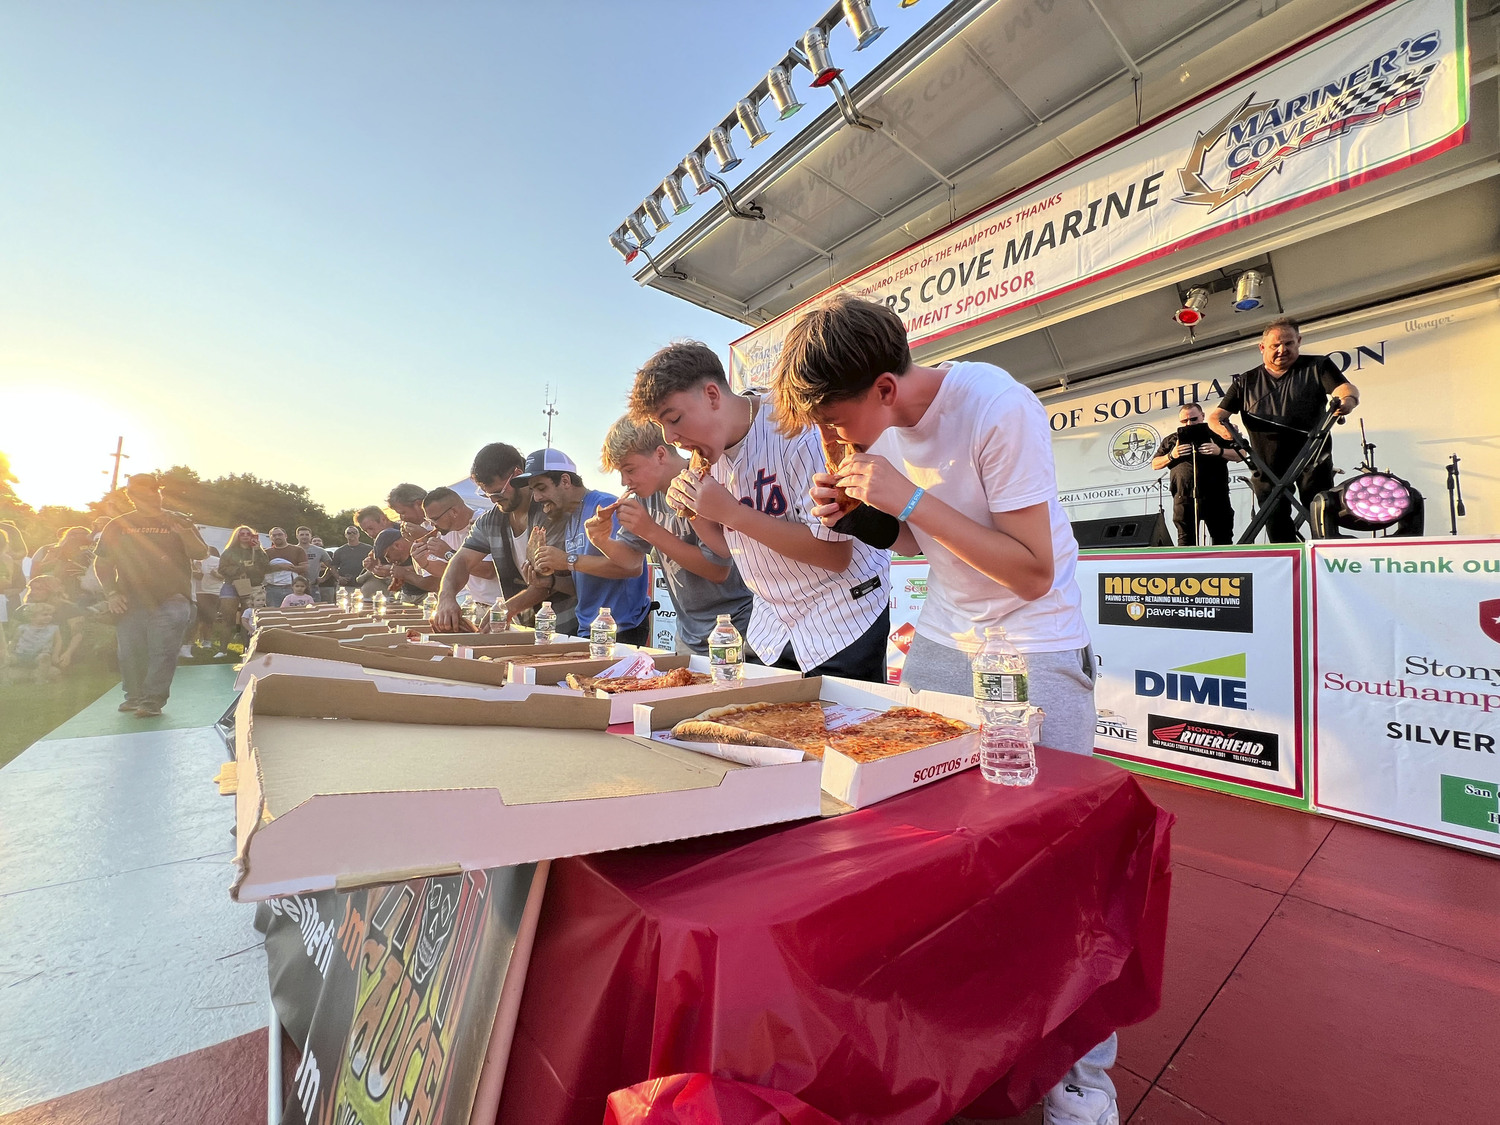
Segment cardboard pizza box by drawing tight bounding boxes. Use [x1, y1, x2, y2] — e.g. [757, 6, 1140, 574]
[543, 654, 801, 723]
[230, 674, 823, 901]
[235, 629, 537, 690]
[632, 675, 982, 809]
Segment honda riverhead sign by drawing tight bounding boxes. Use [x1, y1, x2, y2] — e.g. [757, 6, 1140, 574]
[729, 0, 1468, 386]
[1313, 539, 1500, 853]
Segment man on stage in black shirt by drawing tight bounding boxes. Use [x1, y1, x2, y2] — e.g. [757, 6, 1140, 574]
[1151, 403, 1242, 545]
[1209, 317, 1360, 543]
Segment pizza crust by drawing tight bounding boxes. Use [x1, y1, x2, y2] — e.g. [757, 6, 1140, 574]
[669, 720, 800, 750]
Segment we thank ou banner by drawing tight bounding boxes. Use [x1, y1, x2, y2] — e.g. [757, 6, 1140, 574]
[729, 0, 1468, 387]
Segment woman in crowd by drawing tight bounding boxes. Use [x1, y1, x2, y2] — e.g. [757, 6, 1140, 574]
[194, 547, 223, 650]
[30, 526, 97, 606]
[215, 526, 269, 644]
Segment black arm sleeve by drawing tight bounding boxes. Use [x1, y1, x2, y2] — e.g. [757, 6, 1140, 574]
[830, 503, 902, 550]
[1316, 355, 1346, 394]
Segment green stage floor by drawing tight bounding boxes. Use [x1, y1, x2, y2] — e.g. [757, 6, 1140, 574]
[42, 663, 239, 742]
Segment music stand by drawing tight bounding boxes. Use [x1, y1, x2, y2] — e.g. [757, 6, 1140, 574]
[1229, 400, 1344, 544]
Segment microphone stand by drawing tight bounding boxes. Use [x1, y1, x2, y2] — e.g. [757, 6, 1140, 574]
[1447, 454, 1465, 535]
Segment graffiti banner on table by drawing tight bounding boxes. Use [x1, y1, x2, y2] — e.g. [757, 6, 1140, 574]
[1313, 539, 1500, 853]
[729, 0, 1467, 387]
[259, 865, 539, 1125]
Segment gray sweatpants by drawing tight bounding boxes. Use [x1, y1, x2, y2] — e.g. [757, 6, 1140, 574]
[901, 633, 1098, 756]
[901, 632, 1116, 1105]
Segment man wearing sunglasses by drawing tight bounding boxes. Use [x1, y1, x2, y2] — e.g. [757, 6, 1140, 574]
[416, 487, 502, 608]
[432, 442, 576, 634]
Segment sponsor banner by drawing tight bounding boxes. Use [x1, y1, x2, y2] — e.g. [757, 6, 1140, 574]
[1312, 538, 1500, 852]
[729, 0, 1468, 386]
[1043, 287, 1500, 538]
[886, 558, 929, 684]
[1098, 572, 1253, 632]
[260, 865, 539, 1125]
[1080, 550, 1303, 799]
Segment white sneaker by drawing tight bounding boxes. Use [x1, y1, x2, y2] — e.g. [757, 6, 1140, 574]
[179, 645, 193, 659]
[1043, 1083, 1119, 1125]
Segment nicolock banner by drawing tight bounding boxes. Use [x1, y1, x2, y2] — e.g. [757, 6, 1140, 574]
[729, 0, 1468, 386]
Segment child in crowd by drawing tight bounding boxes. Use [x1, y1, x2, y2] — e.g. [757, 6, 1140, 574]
[5, 602, 64, 682]
[279, 576, 316, 608]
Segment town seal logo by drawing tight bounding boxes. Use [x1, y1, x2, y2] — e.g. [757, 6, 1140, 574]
[1109, 423, 1160, 471]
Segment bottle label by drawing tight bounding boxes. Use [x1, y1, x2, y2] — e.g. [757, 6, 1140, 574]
[709, 645, 742, 665]
[973, 671, 1027, 702]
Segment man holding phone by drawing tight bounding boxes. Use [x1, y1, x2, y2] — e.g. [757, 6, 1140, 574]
[1150, 403, 1243, 546]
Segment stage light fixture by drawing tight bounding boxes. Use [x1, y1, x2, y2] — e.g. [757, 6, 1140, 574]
[1233, 270, 1265, 312]
[642, 194, 671, 233]
[661, 174, 692, 215]
[1173, 287, 1209, 327]
[683, 150, 714, 194]
[625, 212, 654, 249]
[842, 0, 886, 49]
[709, 126, 741, 172]
[803, 26, 841, 87]
[767, 64, 804, 119]
[609, 228, 639, 264]
[1311, 472, 1425, 537]
[736, 98, 773, 147]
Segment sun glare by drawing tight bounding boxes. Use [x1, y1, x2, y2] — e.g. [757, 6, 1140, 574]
[0, 387, 161, 512]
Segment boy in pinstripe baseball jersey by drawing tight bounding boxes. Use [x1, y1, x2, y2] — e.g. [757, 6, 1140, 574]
[773, 296, 1117, 1125]
[629, 342, 890, 681]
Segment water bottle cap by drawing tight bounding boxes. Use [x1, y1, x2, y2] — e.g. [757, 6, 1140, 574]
[601, 607, 611, 615]
[716, 613, 731, 623]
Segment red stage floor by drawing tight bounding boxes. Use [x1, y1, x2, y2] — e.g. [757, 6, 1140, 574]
[5, 776, 1498, 1125]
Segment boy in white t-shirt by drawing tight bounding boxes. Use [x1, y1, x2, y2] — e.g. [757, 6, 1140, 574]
[628, 341, 890, 680]
[773, 295, 1115, 1125]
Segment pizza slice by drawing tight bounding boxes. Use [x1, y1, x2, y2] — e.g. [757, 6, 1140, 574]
[816, 424, 858, 514]
[670, 700, 829, 758]
[825, 706, 972, 763]
[527, 525, 553, 575]
[566, 667, 712, 694]
[668, 451, 711, 519]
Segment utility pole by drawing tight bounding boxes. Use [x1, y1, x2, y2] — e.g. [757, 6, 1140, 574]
[106, 436, 129, 492]
[542, 386, 559, 449]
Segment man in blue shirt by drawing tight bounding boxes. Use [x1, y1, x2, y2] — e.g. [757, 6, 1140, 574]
[516, 448, 653, 645]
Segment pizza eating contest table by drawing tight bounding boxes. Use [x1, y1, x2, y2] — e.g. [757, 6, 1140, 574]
[493, 744, 1172, 1125]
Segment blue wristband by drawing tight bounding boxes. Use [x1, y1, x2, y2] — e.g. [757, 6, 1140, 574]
[898, 487, 925, 521]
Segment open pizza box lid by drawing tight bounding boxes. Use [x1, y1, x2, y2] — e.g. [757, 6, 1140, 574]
[632, 675, 983, 809]
[230, 673, 823, 902]
[235, 629, 547, 691]
[530, 653, 801, 723]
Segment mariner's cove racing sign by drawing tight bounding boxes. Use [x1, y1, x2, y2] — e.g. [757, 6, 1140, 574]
[1313, 539, 1500, 854]
[1080, 550, 1305, 802]
[729, 0, 1468, 386]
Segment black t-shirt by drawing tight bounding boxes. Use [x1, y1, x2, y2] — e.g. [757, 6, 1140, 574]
[332, 543, 370, 582]
[1219, 354, 1344, 433]
[95, 511, 194, 608]
[1153, 430, 1235, 496]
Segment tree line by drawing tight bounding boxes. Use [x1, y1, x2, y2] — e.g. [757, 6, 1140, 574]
[0, 452, 357, 552]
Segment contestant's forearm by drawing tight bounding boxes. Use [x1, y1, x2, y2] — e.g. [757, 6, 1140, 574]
[721, 506, 852, 572]
[907, 497, 1051, 600]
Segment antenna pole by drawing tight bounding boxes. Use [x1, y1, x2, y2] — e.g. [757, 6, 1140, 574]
[106, 436, 130, 492]
[542, 387, 559, 448]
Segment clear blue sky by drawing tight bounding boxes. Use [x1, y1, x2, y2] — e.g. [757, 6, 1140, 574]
[0, 1, 907, 513]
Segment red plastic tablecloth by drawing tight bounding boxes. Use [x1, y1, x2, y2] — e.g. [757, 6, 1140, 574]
[496, 748, 1173, 1125]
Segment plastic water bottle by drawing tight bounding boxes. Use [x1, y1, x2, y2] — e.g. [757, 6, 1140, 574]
[590, 607, 618, 659]
[351, 589, 364, 612]
[372, 590, 387, 618]
[489, 602, 509, 632]
[336, 587, 350, 610]
[422, 592, 439, 617]
[534, 601, 556, 645]
[707, 614, 745, 683]
[972, 625, 1037, 786]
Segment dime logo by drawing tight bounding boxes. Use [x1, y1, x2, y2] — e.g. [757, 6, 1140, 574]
[1136, 653, 1248, 710]
[1109, 423, 1159, 470]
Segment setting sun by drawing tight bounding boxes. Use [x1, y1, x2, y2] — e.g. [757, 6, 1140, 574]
[0, 386, 163, 511]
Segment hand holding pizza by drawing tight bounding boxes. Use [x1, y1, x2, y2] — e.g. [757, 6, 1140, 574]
[836, 453, 918, 517]
[614, 496, 657, 539]
[526, 526, 553, 576]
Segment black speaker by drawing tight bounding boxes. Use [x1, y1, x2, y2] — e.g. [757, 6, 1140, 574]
[1071, 513, 1173, 549]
